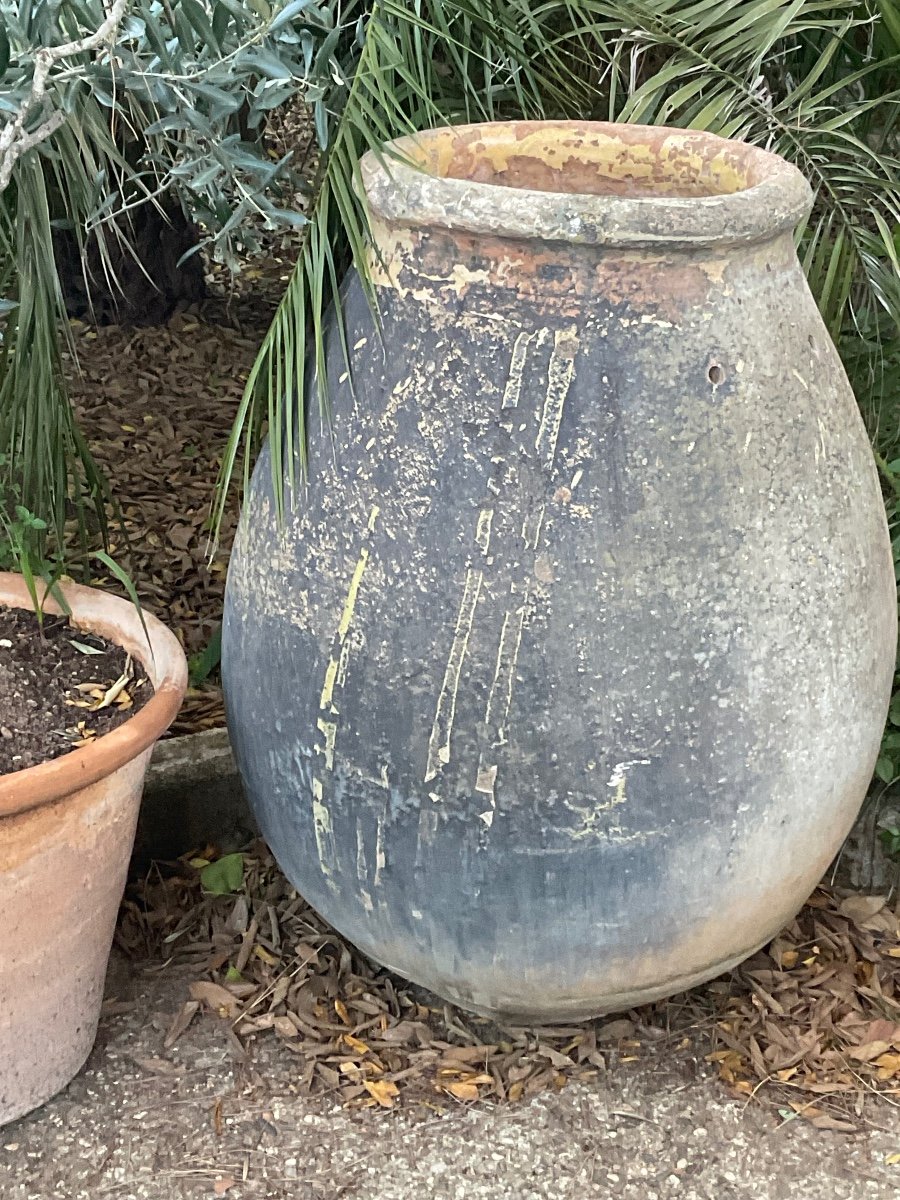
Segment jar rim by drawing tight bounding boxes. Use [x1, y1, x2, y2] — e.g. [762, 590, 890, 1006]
[360, 121, 813, 249]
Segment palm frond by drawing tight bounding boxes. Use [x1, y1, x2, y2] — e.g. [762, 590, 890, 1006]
[0, 158, 96, 556]
[1, 0, 340, 563]
[214, 0, 598, 531]
[217, 0, 900, 532]
[582, 0, 900, 341]
[0, 82, 136, 565]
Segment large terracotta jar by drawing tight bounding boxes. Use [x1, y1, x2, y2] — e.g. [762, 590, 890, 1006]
[223, 122, 896, 1022]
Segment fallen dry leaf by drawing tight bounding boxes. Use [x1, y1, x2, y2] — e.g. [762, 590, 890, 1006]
[874, 1053, 900, 1079]
[363, 1079, 399, 1108]
[335, 999, 352, 1026]
[164, 1000, 200, 1049]
[343, 1033, 370, 1055]
[848, 1040, 892, 1062]
[809, 1114, 859, 1132]
[189, 981, 242, 1019]
[839, 895, 887, 925]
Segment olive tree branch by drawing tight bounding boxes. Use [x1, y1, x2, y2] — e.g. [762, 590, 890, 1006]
[0, 0, 130, 193]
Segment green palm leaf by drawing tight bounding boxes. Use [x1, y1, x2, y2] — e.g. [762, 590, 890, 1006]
[214, 0, 597, 531]
[217, 0, 900, 530]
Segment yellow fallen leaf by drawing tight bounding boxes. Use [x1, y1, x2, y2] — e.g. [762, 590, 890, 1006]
[508, 1081, 525, 1102]
[780, 950, 799, 969]
[875, 1053, 900, 1079]
[343, 1034, 370, 1055]
[253, 945, 279, 965]
[335, 999, 352, 1026]
[848, 1041, 892, 1062]
[363, 1079, 399, 1108]
[885, 1153, 900, 1166]
[446, 1081, 479, 1101]
[886, 948, 900, 958]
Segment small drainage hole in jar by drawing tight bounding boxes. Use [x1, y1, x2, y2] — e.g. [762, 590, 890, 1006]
[708, 363, 725, 385]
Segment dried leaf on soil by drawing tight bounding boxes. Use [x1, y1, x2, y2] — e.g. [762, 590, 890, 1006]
[64, 266, 293, 737]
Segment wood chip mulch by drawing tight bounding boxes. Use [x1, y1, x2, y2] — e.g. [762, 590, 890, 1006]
[61, 103, 316, 739]
[116, 842, 900, 1129]
[63, 263, 293, 736]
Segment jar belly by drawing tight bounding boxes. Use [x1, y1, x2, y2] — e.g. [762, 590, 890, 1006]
[224, 263, 895, 1020]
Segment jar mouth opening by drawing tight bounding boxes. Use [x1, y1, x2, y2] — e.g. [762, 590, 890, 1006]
[360, 121, 813, 248]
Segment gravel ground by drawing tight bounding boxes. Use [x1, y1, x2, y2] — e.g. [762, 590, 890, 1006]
[1, 954, 900, 1200]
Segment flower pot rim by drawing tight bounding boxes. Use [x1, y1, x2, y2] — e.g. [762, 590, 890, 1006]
[360, 120, 813, 248]
[0, 573, 187, 818]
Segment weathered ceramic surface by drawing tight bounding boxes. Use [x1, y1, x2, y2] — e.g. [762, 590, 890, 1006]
[223, 122, 896, 1021]
[0, 576, 187, 1126]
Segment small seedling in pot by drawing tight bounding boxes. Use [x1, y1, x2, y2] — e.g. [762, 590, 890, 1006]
[0, 503, 70, 632]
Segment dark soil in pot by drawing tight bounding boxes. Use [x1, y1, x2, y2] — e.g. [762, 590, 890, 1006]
[0, 607, 151, 773]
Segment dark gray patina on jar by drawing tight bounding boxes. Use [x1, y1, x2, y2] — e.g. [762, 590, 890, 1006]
[223, 122, 896, 1021]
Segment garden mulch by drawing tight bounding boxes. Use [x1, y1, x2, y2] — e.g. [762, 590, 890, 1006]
[0, 606, 150, 772]
[117, 842, 900, 1134]
[61, 103, 316, 739]
[63, 260, 292, 737]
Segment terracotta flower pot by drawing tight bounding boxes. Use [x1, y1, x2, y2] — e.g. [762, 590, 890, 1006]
[223, 122, 896, 1021]
[0, 575, 187, 1126]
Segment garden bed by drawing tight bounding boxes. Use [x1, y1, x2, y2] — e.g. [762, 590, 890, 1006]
[63, 254, 293, 737]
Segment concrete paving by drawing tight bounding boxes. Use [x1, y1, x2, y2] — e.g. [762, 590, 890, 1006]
[1, 954, 898, 1199]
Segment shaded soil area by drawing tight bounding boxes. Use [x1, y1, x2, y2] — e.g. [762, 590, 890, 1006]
[0, 606, 149, 772]
[64, 260, 293, 737]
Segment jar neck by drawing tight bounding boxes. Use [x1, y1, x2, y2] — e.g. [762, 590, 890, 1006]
[367, 214, 798, 323]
